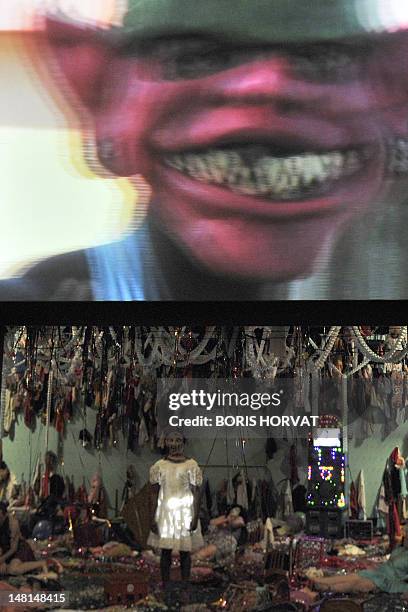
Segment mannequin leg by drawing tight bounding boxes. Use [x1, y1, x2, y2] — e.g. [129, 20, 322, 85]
[180, 551, 191, 580]
[160, 548, 172, 582]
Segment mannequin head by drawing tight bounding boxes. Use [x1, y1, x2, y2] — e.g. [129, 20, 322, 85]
[165, 430, 185, 458]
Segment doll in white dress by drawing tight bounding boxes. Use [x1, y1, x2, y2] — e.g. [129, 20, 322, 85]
[148, 431, 203, 582]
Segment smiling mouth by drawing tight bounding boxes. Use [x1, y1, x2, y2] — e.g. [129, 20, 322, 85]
[163, 144, 374, 201]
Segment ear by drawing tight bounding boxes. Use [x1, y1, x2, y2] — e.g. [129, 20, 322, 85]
[45, 17, 112, 110]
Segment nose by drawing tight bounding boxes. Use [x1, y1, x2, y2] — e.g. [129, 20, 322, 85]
[210, 55, 326, 109]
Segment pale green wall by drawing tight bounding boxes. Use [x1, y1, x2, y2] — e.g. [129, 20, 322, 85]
[1, 406, 290, 516]
[347, 419, 408, 518]
[3, 401, 405, 519]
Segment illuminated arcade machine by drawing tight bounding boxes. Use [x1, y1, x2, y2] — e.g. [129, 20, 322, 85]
[306, 416, 346, 538]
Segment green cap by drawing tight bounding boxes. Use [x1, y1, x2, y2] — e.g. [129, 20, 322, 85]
[119, 0, 408, 44]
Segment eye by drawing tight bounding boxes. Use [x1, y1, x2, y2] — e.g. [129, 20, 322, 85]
[156, 38, 238, 79]
[120, 36, 270, 80]
[290, 43, 371, 83]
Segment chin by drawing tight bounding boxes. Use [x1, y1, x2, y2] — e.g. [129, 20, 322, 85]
[159, 213, 343, 283]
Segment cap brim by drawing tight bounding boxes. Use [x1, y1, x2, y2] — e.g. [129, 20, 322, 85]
[119, 0, 408, 45]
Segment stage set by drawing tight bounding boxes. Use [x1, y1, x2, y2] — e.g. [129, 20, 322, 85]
[0, 326, 407, 612]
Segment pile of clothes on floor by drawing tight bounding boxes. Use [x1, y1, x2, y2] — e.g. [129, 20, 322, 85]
[3, 497, 408, 611]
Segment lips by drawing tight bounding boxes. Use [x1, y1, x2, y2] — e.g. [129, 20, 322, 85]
[149, 94, 384, 219]
[163, 143, 374, 202]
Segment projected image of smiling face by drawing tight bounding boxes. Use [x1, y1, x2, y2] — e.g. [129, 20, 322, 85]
[39, 1, 408, 302]
[92, 29, 408, 282]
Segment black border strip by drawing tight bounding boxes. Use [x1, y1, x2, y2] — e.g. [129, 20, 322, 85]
[0, 301, 407, 325]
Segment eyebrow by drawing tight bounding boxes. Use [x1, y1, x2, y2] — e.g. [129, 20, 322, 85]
[117, 32, 378, 57]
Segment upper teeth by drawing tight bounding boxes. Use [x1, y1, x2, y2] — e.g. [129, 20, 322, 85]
[164, 147, 368, 200]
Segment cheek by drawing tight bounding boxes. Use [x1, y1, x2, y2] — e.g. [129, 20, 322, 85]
[94, 60, 194, 176]
[367, 45, 408, 133]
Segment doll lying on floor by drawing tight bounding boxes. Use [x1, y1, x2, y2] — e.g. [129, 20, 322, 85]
[303, 529, 408, 598]
[192, 506, 247, 569]
[0, 503, 62, 578]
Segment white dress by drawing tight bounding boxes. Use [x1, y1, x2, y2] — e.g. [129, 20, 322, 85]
[147, 458, 204, 552]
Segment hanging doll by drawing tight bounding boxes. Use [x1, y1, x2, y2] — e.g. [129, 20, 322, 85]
[148, 430, 203, 583]
[383, 447, 404, 548]
[76, 479, 88, 505]
[88, 473, 107, 518]
[120, 465, 138, 511]
[33, 451, 58, 500]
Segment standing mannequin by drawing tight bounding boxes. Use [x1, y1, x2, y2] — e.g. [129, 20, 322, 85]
[148, 432, 203, 583]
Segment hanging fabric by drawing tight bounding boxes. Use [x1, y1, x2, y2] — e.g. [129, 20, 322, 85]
[356, 469, 367, 520]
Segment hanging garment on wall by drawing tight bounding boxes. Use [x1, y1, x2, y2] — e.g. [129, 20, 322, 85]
[204, 479, 212, 515]
[138, 415, 149, 446]
[259, 479, 279, 520]
[216, 480, 229, 516]
[235, 470, 249, 510]
[65, 476, 75, 504]
[249, 478, 263, 520]
[3, 389, 15, 434]
[377, 482, 389, 515]
[349, 479, 358, 519]
[390, 448, 402, 499]
[383, 453, 402, 548]
[356, 469, 367, 520]
[392, 370, 405, 425]
[227, 475, 235, 506]
[277, 480, 293, 520]
[292, 483, 307, 513]
[265, 438, 278, 460]
[289, 444, 299, 486]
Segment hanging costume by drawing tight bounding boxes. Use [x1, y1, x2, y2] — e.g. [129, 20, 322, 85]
[383, 448, 403, 548]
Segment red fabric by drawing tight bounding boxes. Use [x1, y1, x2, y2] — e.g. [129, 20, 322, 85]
[41, 470, 50, 499]
[391, 447, 400, 465]
[76, 484, 88, 504]
[55, 404, 65, 435]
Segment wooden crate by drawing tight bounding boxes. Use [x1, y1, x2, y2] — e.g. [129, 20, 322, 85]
[104, 572, 149, 606]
